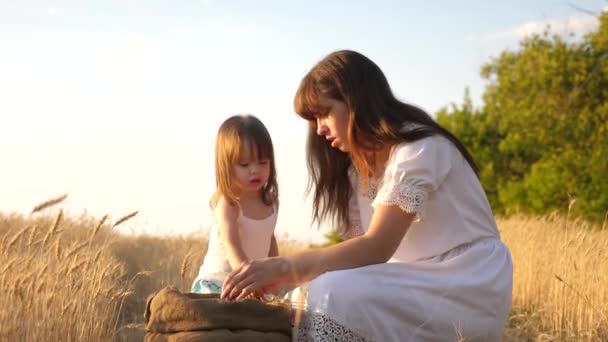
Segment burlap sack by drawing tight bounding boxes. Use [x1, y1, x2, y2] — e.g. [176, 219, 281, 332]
[144, 286, 292, 342]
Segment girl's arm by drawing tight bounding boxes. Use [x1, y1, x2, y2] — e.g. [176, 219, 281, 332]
[268, 234, 279, 257]
[222, 204, 415, 299]
[268, 206, 279, 257]
[215, 197, 250, 270]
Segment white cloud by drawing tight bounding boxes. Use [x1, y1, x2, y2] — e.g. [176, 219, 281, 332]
[466, 13, 601, 43]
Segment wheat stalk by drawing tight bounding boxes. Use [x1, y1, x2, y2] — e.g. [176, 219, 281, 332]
[129, 271, 153, 284]
[68, 260, 87, 274]
[92, 249, 103, 264]
[97, 264, 113, 283]
[1, 259, 16, 275]
[7, 226, 30, 249]
[90, 215, 108, 242]
[36, 281, 45, 294]
[31, 194, 68, 214]
[42, 210, 63, 247]
[113, 291, 134, 300]
[113, 290, 135, 333]
[37, 264, 49, 279]
[27, 224, 39, 247]
[554, 274, 608, 325]
[24, 255, 35, 270]
[12, 277, 21, 297]
[65, 240, 89, 259]
[181, 252, 192, 279]
[54, 239, 62, 259]
[112, 211, 138, 228]
[50, 210, 63, 235]
[0, 236, 6, 255]
[61, 303, 71, 315]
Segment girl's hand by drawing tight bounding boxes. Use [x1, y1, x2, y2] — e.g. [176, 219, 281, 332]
[221, 257, 289, 301]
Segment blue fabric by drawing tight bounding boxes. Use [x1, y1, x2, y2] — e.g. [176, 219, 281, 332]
[191, 278, 223, 294]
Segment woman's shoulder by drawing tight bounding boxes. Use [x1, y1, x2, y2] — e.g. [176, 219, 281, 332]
[376, 135, 457, 197]
[390, 135, 452, 163]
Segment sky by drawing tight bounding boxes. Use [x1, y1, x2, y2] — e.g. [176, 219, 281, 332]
[1, 0, 606, 244]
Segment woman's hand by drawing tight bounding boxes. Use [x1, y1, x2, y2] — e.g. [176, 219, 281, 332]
[221, 257, 290, 301]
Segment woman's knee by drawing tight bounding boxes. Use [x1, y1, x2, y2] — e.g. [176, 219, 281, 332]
[307, 269, 366, 305]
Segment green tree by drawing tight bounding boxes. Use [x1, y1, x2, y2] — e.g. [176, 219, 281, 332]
[438, 13, 608, 221]
[323, 230, 344, 246]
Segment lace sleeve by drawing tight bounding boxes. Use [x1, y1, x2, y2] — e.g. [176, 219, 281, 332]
[371, 136, 452, 222]
[372, 178, 429, 222]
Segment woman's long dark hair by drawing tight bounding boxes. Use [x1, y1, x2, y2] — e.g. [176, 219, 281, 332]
[294, 50, 478, 232]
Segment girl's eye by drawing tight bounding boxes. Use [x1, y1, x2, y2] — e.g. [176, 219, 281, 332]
[239, 162, 249, 167]
[259, 160, 269, 165]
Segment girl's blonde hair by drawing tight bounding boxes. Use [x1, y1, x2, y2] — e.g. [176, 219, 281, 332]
[211, 114, 278, 208]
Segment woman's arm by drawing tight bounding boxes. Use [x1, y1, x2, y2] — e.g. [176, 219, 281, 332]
[287, 204, 414, 282]
[222, 204, 415, 300]
[215, 197, 250, 270]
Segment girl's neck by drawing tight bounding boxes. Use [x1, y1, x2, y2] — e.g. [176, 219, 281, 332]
[237, 190, 274, 220]
[237, 189, 263, 202]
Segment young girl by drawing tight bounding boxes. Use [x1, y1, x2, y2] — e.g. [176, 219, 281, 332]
[222, 51, 512, 341]
[191, 114, 280, 295]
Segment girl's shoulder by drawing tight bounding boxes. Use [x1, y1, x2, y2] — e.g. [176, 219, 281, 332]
[213, 195, 240, 222]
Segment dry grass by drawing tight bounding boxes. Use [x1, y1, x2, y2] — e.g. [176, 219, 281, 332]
[0, 204, 606, 341]
[0, 211, 127, 341]
[501, 213, 608, 341]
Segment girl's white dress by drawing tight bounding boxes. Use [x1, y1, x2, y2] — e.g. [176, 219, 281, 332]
[192, 206, 277, 293]
[295, 135, 513, 342]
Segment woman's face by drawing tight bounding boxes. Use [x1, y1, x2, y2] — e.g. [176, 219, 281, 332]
[315, 96, 350, 152]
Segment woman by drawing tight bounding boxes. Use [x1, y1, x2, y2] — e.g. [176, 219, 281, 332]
[221, 50, 512, 342]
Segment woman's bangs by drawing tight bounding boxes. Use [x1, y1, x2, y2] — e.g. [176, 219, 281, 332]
[294, 77, 327, 121]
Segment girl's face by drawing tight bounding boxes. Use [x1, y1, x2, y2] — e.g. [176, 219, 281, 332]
[314, 96, 350, 152]
[233, 141, 271, 195]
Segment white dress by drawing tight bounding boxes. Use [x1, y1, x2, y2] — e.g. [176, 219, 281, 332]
[192, 206, 277, 293]
[295, 136, 513, 342]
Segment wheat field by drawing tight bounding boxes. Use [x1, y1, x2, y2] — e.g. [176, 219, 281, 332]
[500, 213, 608, 341]
[0, 200, 606, 341]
